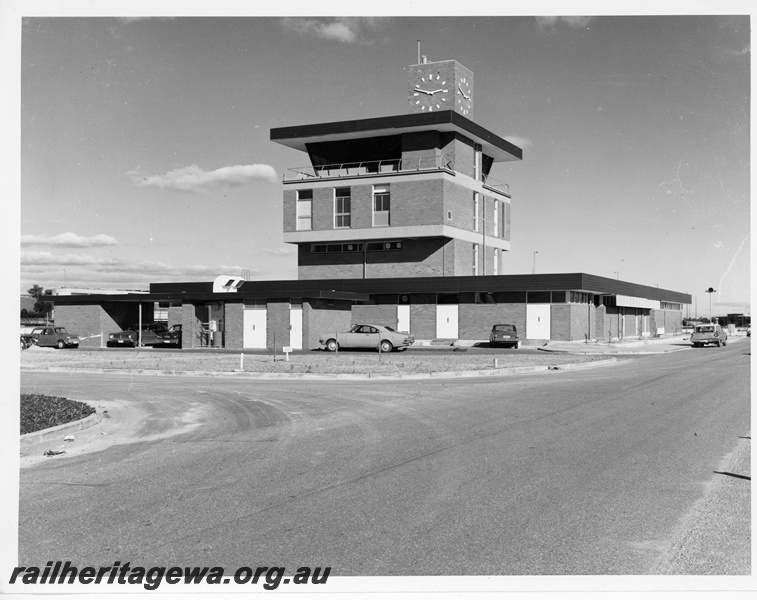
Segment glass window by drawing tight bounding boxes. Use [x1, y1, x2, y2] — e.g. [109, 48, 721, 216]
[297, 190, 312, 231]
[473, 192, 479, 231]
[473, 243, 479, 275]
[334, 187, 351, 228]
[493, 199, 499, 237]
[373, 185, 390, 226]
[493, 248, 499, 275]
[527, 291, 552, 303]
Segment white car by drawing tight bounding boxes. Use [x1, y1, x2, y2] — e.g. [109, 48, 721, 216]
[319, 324, 414, 353]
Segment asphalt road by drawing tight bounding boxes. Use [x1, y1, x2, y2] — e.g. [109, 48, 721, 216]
[18, 342, 750, 576]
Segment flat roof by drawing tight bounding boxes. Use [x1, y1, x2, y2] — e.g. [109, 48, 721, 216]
[48, 273, 689, 306]
[270, 110, 523, 163]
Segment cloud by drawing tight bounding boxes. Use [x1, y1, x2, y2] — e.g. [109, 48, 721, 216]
[504, 135, 533, 149]
[536, 16, 594, 33]
[132, 164, 278, 193]
[260, 248, 292, 257]
[20, 250, 267, 291]
[21, 233, 118, 248]
[281, 17, 388, 44]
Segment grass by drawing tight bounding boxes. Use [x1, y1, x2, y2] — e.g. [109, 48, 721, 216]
[20, 394, 95, 435]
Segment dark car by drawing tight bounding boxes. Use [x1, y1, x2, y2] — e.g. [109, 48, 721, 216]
[156, 324, 182, 348]
[107, 323, 168, 347]
[30, 326, 80, 349]
[489, 323, 520, 349]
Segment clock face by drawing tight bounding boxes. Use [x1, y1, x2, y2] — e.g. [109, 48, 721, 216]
[457, 76, 472, 116]
[412, 71, 451, 112]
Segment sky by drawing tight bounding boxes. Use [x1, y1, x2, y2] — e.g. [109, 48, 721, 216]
[5, 2, 752, 317]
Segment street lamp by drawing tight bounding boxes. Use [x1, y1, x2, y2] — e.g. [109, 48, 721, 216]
[705, 287, 716, 322]
[532, 251, 538, 275]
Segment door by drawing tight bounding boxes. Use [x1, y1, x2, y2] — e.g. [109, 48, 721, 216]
[526, 304, 551, 339]
[436, 304, 459, 339]
[289, 303, 303, 350]
[397, 304, 410, 333]
[243, 305, 267, 348]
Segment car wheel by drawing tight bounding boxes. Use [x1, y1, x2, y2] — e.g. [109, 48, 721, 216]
[379, 340, 393, 353]
[723, 339, 727, 346]
[513, 341, 520, 349]
[326, 339, 339, 352]
[56, 340, 65, 349]
[716, 340, 721, 347]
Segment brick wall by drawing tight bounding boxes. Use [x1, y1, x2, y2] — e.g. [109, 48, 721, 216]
[303, 299, 352, 350]
[283, 189, 296, 233]
[167, 306, 183, 328]
[298, 237, 452, 280]
[352, 305, 397, 328]
[409, 293, 436, 340]
[266, 301, 291, 351]
[458, 303, 526, 341]
[224, 301, 244, 350]
[54, 304, 112, 348]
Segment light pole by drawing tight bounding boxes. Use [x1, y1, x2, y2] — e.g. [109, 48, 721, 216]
[532, 251, 538, 275]
[705, 287, 716, 322]
[614, 271, 619, 280]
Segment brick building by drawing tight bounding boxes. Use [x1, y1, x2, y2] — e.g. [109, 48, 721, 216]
[49, 58, 690, 349]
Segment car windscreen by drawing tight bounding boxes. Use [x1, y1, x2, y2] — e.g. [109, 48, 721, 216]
[494, 325, 516, 331]
[696, 326, 715, 332]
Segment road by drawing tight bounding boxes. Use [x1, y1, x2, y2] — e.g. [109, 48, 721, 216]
[17, 342, 750, 576]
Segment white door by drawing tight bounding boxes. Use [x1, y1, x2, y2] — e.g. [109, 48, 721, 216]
[397, 304, 410, 333]
[526, 304, 551, 339]
[289, 303, 303, 350]
[243, 306, 267, 348]
[436, 304, 459, 339]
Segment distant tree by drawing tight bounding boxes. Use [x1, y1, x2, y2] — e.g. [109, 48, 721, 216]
[26, 284, 53, 317]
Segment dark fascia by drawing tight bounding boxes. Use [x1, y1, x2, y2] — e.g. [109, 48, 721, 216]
[270, 110, 523, 163]
[48, 273, 691, 305]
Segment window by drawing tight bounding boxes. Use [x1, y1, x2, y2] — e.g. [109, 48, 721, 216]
[473, 192, 480, 231]
[504, 202, 511, 240]
[311, 243, 363, 254]
[296, 190, 312, 231]
[493, 199, 499, 237]
[493, 248, 499, 275]
[334, 187, 351, 228]
[373, 185, 390, 226]
[473, 243, 479, 275]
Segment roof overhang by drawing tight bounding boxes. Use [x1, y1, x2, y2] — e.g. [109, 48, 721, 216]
[271, 110, 522, 163]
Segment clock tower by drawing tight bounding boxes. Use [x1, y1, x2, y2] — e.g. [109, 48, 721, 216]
[408, 58, 474, 117]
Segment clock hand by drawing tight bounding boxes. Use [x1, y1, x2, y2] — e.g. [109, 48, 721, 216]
[414, 86, 434, 95]
[457, 85, 471, 100]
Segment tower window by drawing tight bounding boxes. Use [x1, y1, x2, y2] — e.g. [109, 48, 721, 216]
[296, 189, 312, 231]
[334, 187, 351, 228]
[373, 185, 390, 227]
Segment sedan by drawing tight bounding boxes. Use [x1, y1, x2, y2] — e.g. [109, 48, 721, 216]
[156, 324, 182, 348]
[107, 323, 168, 347]
[30, 327, 80, 349]
[319, 324, 414, 352]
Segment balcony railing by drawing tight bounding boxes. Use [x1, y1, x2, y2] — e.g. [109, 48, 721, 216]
[283, 156, 455, 182]
[283, 156, 511, 197]
[482, 173, 511, 197]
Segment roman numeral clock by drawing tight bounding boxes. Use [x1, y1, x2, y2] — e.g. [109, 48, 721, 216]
[408, 59, 474, 117]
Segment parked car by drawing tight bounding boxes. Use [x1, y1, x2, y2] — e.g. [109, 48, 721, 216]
[489, 323, 520, 349]
[747, 328, 751, 337]
[319, 324, 414, 352]
[30, 326, 80, 349]
[107, 323, 168, 347]
[690, 323, 728, 347]
[156, 324, 182, 348]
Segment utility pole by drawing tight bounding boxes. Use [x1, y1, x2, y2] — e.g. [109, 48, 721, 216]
[532, 251, 538, 274]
